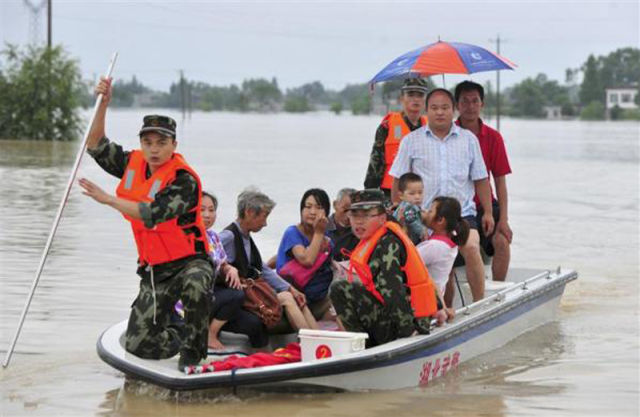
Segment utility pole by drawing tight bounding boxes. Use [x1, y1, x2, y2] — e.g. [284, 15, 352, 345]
[489, 34, 507, 132]
[47, 0, 52, 48]
[23, 0, 46, 45]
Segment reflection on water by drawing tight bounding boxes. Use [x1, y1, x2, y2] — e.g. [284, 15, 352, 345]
[1, 113, 638, 416]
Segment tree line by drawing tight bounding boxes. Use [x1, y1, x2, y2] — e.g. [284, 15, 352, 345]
[1, 44, 638, 141]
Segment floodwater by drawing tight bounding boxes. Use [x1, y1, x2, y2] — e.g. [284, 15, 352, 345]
[0, 111, 638, 416]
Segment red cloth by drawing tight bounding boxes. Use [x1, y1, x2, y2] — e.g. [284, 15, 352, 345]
[185, 343, 301, 375]
[456, 119, 512, 205]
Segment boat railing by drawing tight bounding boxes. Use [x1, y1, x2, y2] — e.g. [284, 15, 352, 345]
[428, 268, 575, 330]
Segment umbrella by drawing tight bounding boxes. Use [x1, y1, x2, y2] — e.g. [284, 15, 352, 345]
[370, 40, 516, 85]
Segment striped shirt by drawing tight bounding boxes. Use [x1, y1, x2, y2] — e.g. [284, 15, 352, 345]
[389, 123, 487, 217]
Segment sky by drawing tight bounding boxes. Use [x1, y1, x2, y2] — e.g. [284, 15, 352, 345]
[1, 0, 638, 92]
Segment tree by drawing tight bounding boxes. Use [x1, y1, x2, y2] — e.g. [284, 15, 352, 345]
[242, 77, 282, 111]
[283, 95, 311, 112]
[580, 55, 603, 105]
[0, 44, 83, 141]
[579, 101, 605, 120]
[330, 101, 343, 115]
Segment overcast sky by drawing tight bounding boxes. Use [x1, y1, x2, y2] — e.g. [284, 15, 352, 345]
[1, 1, 638, 91]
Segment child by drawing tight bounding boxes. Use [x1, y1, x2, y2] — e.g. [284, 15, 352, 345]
[417, 197, 470, 297]
[393, 173, 426, 244]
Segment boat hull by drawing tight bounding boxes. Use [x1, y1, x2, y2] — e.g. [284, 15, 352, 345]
[97, 267, 577, 391]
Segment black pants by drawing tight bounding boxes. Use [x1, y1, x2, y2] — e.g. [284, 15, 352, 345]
[210, 286, 268, 348]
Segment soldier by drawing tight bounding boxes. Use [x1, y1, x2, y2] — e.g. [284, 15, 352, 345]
[364, 78, 428, 200]
[330, 190, 447, 347]
[79, 77, 213, 371]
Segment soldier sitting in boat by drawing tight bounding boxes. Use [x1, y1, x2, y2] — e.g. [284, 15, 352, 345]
[330, 189, 449, 347]
[79, 77, 213, 371]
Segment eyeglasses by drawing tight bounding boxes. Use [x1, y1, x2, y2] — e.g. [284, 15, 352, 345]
[347, 211, 384, 221]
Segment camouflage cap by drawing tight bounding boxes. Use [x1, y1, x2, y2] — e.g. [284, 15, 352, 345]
[139, 115, 177, 139]
[348, 189, 386, 211]
[401, 78, 428, 94]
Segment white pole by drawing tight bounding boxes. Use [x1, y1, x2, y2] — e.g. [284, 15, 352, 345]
[2, 52, 119, 368]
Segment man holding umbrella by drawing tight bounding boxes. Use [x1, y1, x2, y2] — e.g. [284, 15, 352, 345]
[389, 88, 494, 303]
[364, 78, 428, 198]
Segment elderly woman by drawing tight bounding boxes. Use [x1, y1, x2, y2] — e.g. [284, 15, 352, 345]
[219, 188, 318, 333]
[329, 189, 447, 347]
[276, 188, 334, 320]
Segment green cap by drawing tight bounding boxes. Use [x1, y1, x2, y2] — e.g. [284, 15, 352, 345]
[401, 78, 428, 94]
[348, 189, 386, 211]
[139, 115, 177, 138]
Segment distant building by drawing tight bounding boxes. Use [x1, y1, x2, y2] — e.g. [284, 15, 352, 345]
[605, 87, 638, 110]
[543, 105, 562, 120]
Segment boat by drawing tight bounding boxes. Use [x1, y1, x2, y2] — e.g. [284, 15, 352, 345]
[97, 266, 577, 392]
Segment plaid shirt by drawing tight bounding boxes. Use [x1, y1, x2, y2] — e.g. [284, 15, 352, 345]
[389, 123, 487, 217]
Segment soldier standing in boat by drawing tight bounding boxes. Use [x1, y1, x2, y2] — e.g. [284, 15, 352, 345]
[79, 77, 213, 371]
[364, 78, 428, 199]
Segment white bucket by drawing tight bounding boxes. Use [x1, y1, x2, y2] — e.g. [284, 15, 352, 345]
[298, 329, 368, 362]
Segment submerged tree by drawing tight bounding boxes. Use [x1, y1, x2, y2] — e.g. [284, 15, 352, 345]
[0, 45, 84, 141]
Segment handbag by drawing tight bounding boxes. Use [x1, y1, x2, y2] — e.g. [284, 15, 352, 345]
[241, 277, 282, 328]
[279, 251, 330, 289]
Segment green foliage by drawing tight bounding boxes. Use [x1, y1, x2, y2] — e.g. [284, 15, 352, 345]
[330, 101, 343, 115]
[621, 108, 640, 120]
[507, 74, 572, 118]
[283, 95, 311, 112]
[0, 44, 83, 141]
[579, 48, 640, 106]
[579, 55, 603, 105]
[609, 105, 623, 120]
[579, 101, 605, 120]
[241, 77, 282, 111]
[111, 75, 150, 107]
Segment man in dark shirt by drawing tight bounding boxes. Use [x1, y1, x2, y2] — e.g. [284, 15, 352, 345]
[79, 77, 213, 371]
[326, 187, 358, 261]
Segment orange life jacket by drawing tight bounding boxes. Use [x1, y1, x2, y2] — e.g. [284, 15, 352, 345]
[348, 221, 438, 318]
[381, 112, 427, 190]
[115, 150, 209, 266]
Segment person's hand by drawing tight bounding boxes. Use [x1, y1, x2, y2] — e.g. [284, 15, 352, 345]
[224, 265, 242, 290]
[496, 219, 513, 243]
[434, 309, 448, 326]
[321, 236, 331, 252]
[313, 215, 328, 235]
[79, 178, 113, 205]
[482, 211, 495, 237]
[289, 286, 306, 308]
[95, 76, 112, 105]
[445, 307, 456, 322]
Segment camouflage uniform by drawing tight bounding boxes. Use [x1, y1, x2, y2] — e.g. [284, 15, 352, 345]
[363, 113, 424, 191]
[330, 232, 431, 348]
[88, 135, 213, 362]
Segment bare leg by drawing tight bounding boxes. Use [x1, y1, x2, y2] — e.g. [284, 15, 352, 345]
[444, 271, 456, 307]
[491, 233, 510, 281]
[208, 319, 227, 350]
[278, 292, 316, 330]
[301, 306, 319, 329]
[459, 230, 485, 301]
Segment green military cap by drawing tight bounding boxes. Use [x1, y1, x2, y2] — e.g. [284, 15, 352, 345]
[401, 78, 428, 94]
[348, 189, 387, 211]
[139, 115, 177, 139]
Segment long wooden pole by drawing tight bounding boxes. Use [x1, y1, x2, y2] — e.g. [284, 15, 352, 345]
[2, 52, 119, 368]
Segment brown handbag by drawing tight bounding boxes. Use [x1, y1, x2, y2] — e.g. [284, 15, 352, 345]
[241, 277, 283, 328]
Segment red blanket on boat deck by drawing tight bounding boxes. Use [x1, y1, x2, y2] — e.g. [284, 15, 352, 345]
[185, 343, 301, 375]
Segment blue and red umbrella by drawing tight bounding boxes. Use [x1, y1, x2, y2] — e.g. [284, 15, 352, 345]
[370, 40, 516, 85]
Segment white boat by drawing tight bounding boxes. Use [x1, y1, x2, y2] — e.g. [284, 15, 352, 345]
[97, 266, 577, 392]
